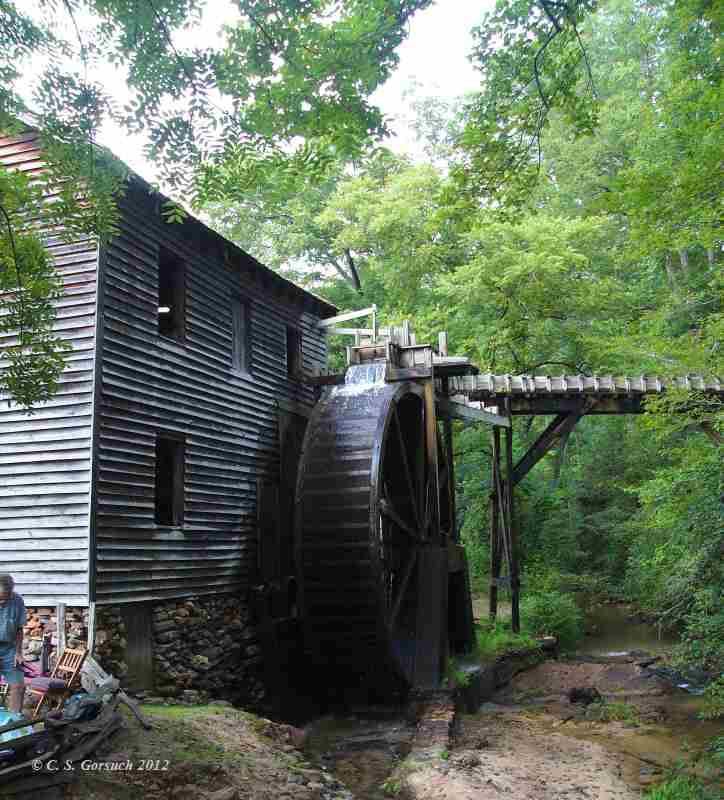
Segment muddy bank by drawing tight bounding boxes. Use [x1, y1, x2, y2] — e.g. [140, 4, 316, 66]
[377, 657, 721, 800]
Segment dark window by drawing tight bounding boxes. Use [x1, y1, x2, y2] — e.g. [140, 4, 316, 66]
[286, 326, 302, 378]
[158, 247, 185, 340]
[232, 299, 251, 373]
[155, 433, 185, 526]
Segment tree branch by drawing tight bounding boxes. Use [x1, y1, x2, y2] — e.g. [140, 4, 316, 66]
[0, 201, 27, 340]
[343, 248, 362, 293]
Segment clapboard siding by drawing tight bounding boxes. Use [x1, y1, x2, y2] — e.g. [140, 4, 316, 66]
[0, 132, 98, 606]
[94, 183, 332, 604]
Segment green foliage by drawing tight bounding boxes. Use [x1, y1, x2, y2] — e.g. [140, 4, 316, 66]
[453, 0, 598, 209]
[700, 678, 724, 721]
[520, 589, 584, 650]
[474, 621, 537, 661]
[0, 0, 435, 404]
[0, 166, 71, 408]
[643, 775, 719, 800]
[381, 777, 403, 797]
[585, 701, 639, 723]
[444, 657, 473, 689]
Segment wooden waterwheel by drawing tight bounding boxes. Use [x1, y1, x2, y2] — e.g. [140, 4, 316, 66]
[295, 370, 462, 693]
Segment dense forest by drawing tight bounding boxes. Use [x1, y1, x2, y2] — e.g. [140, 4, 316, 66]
[0, 0, 721, 723]
[206, 0, 723, 683]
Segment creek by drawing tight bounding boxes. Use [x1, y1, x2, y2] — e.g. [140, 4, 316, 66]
[300, 597, 722, 799]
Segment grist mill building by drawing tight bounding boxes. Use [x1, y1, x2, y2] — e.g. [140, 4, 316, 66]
[0, 130, 336, 701]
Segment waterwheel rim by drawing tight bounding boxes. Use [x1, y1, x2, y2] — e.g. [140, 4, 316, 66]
[295, 375, 452, 691]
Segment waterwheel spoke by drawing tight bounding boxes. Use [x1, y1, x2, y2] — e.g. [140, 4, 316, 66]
[416, 405, 426, 525]
[422, 474, 433, 535]
[388, 549, 418, 631]
[392, 405, 422, 530]
[380, 498, 420, 540]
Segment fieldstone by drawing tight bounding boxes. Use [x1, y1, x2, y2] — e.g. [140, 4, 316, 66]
[25, 639, 43, 656]
[153, 620, 176, 634]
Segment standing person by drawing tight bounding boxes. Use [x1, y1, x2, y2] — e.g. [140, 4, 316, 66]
[0, 574, 26, 714]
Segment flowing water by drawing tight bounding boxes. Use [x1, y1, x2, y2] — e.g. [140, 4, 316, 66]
[578, 600, 678, 656]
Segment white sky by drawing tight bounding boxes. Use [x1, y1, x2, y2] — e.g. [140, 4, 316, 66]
[89, 0, 488, 182]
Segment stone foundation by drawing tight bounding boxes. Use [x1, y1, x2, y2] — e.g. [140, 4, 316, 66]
[22, 606, 89, 664]
[92, 607, 128, 680]
[93, 594, 264, 706]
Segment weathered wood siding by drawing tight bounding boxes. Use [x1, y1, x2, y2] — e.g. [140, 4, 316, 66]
[0, 132, 98, 606]
[95, 183, 332, 604]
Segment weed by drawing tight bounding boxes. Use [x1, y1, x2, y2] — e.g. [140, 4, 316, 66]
[644, 774, 719, 800]
[445, 657, 472, 688]
[381, 777, 403, 796]
[585, 701, 639, 723]
[439, 749, 450, 760]
[474, 620, 537, 660]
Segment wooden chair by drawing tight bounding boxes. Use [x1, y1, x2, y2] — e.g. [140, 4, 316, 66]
[28, 646, 88, 717]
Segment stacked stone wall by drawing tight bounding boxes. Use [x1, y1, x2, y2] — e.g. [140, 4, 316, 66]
[22, 606, 88, 664]
[93, 594, 264, 706]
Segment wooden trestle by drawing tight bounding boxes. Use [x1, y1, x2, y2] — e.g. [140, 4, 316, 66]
[308, 307, 722, 648]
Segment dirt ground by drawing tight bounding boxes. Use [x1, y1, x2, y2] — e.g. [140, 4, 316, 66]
[63, 703, 352, 800]
[406, 712, 639, 800]
[397, 659, 722, 800]
[55, 659, 721, 800]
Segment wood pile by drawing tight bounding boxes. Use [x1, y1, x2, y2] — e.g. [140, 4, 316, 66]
[0, 668, 150, 798]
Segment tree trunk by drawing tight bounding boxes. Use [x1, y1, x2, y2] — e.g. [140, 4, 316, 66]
[664, 252, 678, 291]
[678, 248, 689, 276]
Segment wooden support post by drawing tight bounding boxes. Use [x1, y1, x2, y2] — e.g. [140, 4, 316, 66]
[423, 379, 440, 540]
[441, 377, 456, 540]
[86, 601, 96, 653]
[56, 603, 66, 658]
[504, 406, 520, 633]
[489, 427, 502, 621]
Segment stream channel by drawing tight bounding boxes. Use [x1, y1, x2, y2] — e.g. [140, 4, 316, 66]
[301, 599, 723, 799]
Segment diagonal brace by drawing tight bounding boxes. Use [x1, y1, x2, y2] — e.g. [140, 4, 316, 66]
[512, 411, 583, 486]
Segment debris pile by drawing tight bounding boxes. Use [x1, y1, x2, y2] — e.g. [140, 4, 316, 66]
[0, 657, 150, 798]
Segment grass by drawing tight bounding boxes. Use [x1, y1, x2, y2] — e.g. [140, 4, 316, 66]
[139, 703, 252, 767]
[444, 657, 473, 688]
[381, 777, 403, 796]
[644, 774, 720, 800]
[474, 620, 537, 661]
[584, 701, 639, 724]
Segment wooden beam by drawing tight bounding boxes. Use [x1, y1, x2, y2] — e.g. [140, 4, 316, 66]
[441, 377, 456, 541]
[317, 306, 377, 328]
[423, 379, 441, 540]
[387, 366, 432, 381]
[504, 414, 520, 632]
[481, 396, 641, 415]
[302, 373, 345, 386]
[511, 412, 582, 486]
[56, 603, 66, 657]
[436, 397, 510, 427]
[489, 428, 502, 622]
